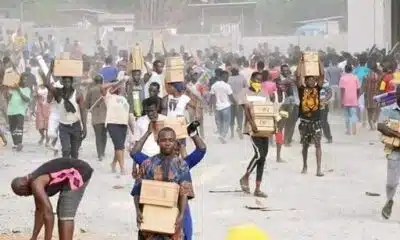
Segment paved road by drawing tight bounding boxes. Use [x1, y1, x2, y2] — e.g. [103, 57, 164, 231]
[0, 114, 399, 239]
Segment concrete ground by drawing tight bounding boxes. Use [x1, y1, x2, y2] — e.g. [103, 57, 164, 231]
[0, 113, 399, 240]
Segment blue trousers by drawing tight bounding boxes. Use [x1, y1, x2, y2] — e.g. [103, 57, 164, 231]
[184, 205, 192, 240]
[215, 106, 232, 138]
[343, 106, 358, 132]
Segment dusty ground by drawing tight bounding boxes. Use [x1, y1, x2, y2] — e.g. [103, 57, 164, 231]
[0, 113, 400, 240]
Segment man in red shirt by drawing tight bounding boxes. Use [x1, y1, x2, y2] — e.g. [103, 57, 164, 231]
[380, 72, 395, 93]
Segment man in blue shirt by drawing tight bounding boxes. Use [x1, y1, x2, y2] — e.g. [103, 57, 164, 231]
[99, 56, 118, 83]
[353, 55, 370, 126]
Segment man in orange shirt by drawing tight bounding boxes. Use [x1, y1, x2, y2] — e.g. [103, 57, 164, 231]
[379, 62, 396, 93]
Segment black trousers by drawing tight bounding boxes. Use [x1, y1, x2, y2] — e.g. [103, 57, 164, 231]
[93, 123, 107, 158]
[8, 114, 24, 145]
[320, 107, 332, 140]
[284, 105, 299, 144]
[59, 121, 82, 159]
[247, 136, 269, 182]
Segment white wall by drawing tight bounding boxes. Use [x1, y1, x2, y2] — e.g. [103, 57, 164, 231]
[347, 0, 392, 53]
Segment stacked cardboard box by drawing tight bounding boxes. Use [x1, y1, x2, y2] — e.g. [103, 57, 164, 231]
[129, 45, 145, 71]
[2, 67, 20, 87]
[303, 52, 320, 76]
[140, 180, 180, 235]
[53, 53, 83, 77]
[382, 119, 400, 148]
[165, 56, 185, 83]
[250, 101, 277, 137]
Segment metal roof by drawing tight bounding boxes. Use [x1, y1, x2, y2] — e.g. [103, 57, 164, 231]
[56, 8, 107, 15]
[188, 1, 257, 8]
[295, 16, 344, 24]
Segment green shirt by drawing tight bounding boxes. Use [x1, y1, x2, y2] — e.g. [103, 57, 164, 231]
[7, 87, 31, 116]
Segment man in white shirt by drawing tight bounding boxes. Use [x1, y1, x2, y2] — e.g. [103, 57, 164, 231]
[132, 96, 167, 156]
[240, 60, 253, 83]
[210, 71, 236, 143]
[144, 60, 165, 98]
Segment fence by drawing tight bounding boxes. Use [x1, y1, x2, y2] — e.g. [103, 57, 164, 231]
[11, 25, 349, 55]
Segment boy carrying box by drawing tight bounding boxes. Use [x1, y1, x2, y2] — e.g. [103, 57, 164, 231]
[132, 127, 194, 240]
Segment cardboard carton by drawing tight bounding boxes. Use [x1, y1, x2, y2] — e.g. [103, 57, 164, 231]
[140, 180, 180, 208]
[250, 117, 275, 137]
[130, 45, 145, 71]
[251, 102, 276, 117]
[381, 135, 400, 148]
[141, 205, 178, 235]
[165, 56, 185, 83]
[53, 59, 83, 77]
[2, 68, 20, 87]
[153, 117, 188, 140]
[302, 52, 320, 76]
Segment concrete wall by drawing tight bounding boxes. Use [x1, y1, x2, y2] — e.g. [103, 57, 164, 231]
[347, 0, 392, 53]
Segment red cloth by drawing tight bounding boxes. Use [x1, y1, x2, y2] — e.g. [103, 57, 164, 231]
[382, 73, 395, 93]
[275, 131, 284, 145]
[269, 67, 280, 81]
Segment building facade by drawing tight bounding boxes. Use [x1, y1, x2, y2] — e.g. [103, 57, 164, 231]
[347, 0, 393, 53]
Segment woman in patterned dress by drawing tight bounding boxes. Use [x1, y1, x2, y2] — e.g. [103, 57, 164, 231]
[364, 60, 381, 130]
[35, 84, 50, 145]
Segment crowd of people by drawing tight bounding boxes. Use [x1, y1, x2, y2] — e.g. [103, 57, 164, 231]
[2, 28, 400, 239]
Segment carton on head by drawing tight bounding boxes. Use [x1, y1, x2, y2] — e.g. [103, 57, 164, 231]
[165, 56, 185, 83]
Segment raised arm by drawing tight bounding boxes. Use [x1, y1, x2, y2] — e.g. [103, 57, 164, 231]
[147, 38, 154, 57]
[317, 60, 325, 87]
[77, 93, 87, 140]
[100, 81, 123, 96]
[162, 40, 168, 57]
[131, 122, 153, 154]
[185, 135, 206, 169]
[15, 86, 30, 102]
[295, 58, 304, 87]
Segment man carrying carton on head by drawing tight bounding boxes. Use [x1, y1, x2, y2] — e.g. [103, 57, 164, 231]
[45, 57, 87, 158]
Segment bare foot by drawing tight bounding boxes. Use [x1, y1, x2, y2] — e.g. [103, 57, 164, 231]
[301, 167, 308, 174]
[254, 190, 268, 198]
[276, 158, 286, 163]
[240, 178, 250, 194]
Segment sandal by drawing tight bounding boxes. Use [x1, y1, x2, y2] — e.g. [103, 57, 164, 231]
[254, 190, 268, 198]
[240, 179, 250, 194]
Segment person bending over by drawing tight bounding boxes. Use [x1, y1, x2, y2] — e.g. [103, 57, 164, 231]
[11, 158, 93, 240]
